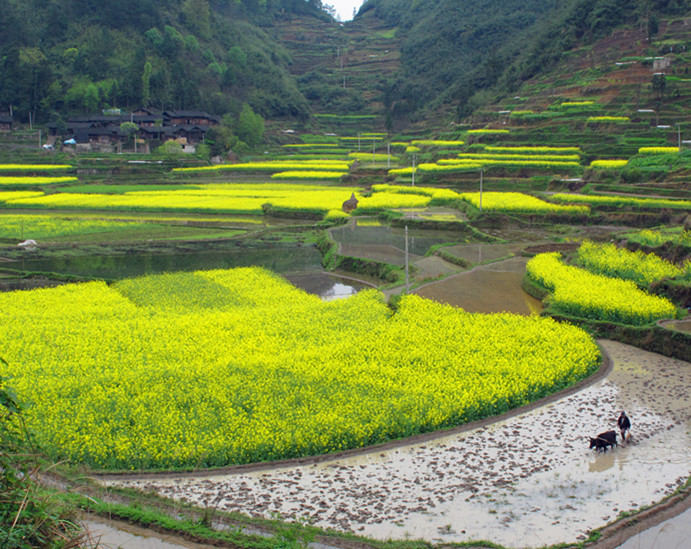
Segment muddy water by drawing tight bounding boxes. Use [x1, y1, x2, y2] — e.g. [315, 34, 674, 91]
[284, 273, 373, 301]
[415, 257, 543, 315]
[330, 223, 461, 266]
[14, 246, 324, 280]
[82, 520, 196, 549]
[442, 243, 522, 264]
[614, 506, 691, 549]
[665, 318, 691, 333]
[106, 340, 690, 548]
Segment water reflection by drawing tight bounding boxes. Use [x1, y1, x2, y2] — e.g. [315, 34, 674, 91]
[82, 521, 190, 549]
[415, 258, 544, 315]
[14, 247, 323, 280]
[331, 223, 458, 257]
[588, 449, 616, 473]
[284, 273, 370, 301]
[442, 243, 522, 264]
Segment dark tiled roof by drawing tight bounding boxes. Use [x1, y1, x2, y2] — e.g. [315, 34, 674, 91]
[163, 110, 213, 118]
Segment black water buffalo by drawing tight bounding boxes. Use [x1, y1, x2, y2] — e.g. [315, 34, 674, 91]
[589, 430, 617, 452]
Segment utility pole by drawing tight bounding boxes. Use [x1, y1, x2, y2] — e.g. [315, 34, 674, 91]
[387, 143, 391, 168]
[411, 155, 416, 186]
[479, 168, 483, 212]
[372, 139, 376, 166]
[337, 45, 345, 71]
[405, 225, 409, 293]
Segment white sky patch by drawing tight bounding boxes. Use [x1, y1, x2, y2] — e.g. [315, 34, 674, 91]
[326, 0, 363, 21]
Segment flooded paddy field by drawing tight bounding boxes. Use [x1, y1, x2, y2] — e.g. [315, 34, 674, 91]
[103, 340, 691, 548]
[82, 519, 200, 549]
[330, 222, 458, 266]
[664, 318, 691, 333]
[414, 257, 543, 315]
[13, 246, 323, 280]
[614, 506, 691, 549]
[283, 272, 374, 301]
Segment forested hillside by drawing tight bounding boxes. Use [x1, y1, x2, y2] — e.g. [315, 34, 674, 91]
[0, 0, 331, 124]
[0, 0, 688, 130]
[359, 0, 690, 123]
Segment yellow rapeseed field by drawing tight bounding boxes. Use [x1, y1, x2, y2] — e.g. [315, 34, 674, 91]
[526, 252, 678, 325]
[0, 214, 145, 240]
[0, 176, 78, 185]
[0, 184, 363, 216]
[0, 267, 601, 470]
[460, 192, 589, 214]
[0, 164, 73, 171]
[576, 240, 685, 286]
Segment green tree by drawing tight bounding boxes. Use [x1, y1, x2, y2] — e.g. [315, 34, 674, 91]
[182, 0, 211, 39]
[206, 124, 241, 157]
[236, 103, 264, 148]
[17, 46, 53, 124]
[647, 13, 659, 44]
[652, 73, 666, 99]
[228, 45, 247, 68]
[158, 140, 184, 158]
[84, 82, 100, 112]
[120, 121, 139, 151]
[142, 61, 153, 107]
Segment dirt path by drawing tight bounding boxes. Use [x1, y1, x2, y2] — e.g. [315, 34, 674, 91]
[101, 340, 690, 548]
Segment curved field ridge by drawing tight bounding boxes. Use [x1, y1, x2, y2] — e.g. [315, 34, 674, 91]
[0, 267, 600, 470]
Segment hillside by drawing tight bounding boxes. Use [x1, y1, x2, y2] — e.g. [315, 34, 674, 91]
[353, 0, 690, 126]
[273, 8, 402, 118]
[465, 15, 690, 191]
[0, 0, 688, 138]
[0, 0, 329, 122]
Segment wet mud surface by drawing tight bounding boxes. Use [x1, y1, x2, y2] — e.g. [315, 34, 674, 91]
[613, 505, 691, 549]
[414, 257, 543, 315]
[82, 518, 217, 549]
[663, 318, 691, 333]
[104, 341, 691, 548]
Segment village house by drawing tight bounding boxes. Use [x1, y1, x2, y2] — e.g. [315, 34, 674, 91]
[162, 110, 221, 126]
[47, 108, 220, 149]
[0, 114, 13, 132]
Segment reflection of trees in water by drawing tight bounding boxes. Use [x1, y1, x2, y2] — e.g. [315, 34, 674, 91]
[285, 273, 335, 295]
[332, 225, 453, 256]
[284, 274, 363, 300]
[18, 247, 323, 280]
[416, 267, 543, 316]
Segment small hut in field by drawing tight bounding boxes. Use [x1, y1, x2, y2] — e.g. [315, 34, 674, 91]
[342, 192, 359, 213]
